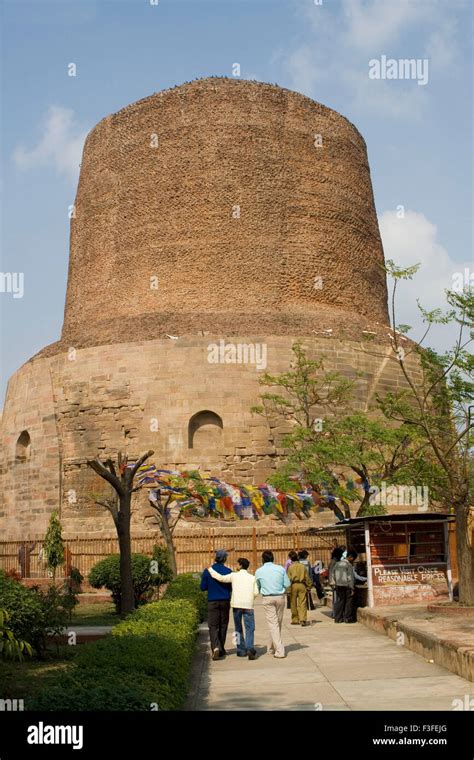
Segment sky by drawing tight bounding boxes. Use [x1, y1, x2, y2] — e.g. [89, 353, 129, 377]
[1, 0, 472, 404]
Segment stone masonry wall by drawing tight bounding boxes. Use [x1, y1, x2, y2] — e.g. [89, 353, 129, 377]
[0, 335, 422, 539]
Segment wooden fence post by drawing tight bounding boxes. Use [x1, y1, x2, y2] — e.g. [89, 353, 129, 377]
[252, 526, 257, 570]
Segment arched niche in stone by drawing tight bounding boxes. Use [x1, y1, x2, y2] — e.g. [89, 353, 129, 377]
[16, 430, 31, 462]
[188, 411, 223, 451]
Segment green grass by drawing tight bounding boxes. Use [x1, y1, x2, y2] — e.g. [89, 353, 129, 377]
[70, 602, 119, 627]
[0, 646, 76, 700]
[0, 606, 118, 703]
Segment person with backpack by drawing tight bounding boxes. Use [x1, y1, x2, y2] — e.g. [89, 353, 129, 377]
[333, 549, 358, 623]
[311, 559, 326, 603]
[328, 546, 345, 618]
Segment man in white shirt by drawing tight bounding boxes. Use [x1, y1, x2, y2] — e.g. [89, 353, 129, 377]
[208, 557, 259, 660]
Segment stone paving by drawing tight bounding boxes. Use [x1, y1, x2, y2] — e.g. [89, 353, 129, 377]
[187, 599, 474, 711]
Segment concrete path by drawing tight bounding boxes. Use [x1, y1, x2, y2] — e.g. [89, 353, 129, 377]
[187, 600, 474, 711]
[52, 626, 114, 644]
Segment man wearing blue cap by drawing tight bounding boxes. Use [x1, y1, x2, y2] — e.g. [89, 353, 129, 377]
[200, 549, 232, 660]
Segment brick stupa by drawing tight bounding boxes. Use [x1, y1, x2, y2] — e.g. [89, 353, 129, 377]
[0, 79, 420, 538]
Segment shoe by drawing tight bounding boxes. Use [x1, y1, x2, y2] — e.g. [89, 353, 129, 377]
[291, 621, 299, 625]
[267, 649, 275, 656]
[273, 654, 286, 659]
[212, 648, 220, 660]
[300, 621, 308, 627]
[248, 649, 256, 660]
[237, 652, 247, 657]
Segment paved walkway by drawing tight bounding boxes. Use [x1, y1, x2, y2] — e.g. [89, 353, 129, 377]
[187, 600, 474, 711]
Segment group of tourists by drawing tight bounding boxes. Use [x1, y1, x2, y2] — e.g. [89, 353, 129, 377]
[200, 546, 367, 660]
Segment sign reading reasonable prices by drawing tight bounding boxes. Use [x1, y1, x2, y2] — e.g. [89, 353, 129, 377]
[372, 564, 448, 586]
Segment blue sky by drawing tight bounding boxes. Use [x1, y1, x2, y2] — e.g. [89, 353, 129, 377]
[1, 0, 472, 403]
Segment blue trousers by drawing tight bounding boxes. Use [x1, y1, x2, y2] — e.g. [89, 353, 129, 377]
[233, 608, 255, 654]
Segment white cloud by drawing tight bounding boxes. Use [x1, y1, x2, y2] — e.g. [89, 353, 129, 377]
[378, 209, 470, 351]
[286, 45, 321, 96]
[282, 0, 461, 117]
[13, 106, 87, 182]
[342, 0, 427, 51]
[425, 17, 459, 69]
[344, 69, 428, 118]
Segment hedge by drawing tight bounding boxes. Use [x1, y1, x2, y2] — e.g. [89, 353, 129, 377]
[29, 574, 203, 711]
[163, 572, 207, 622]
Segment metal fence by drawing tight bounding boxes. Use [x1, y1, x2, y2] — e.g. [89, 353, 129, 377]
[0, 527, 341, 579]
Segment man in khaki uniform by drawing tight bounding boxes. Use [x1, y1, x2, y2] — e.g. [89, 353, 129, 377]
[287, 559, 313, 626]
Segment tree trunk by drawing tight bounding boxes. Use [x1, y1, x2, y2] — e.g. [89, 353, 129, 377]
[356, 491, 371, 517]
[455, 497, 474, 605]
[340, 499, 352, 520]
[161, 516, 178, 578]
[117, 492, 135, 616]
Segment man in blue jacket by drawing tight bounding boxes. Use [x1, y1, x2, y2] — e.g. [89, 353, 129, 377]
[200, 549, 232, 660]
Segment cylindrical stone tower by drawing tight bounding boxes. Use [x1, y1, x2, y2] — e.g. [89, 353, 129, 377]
[61, 77, 388, 349]
[1, 79, 415, 541]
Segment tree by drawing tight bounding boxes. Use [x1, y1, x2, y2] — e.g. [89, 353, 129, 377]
[0, 608, 33, 661]
[87, 450, 154, 616]
[251, 343, 439, 519]
[251, 342, 356, 520]
[374, 261, 473, 603]
[147, 476, 210, 577]
[43, 512, 65, 580]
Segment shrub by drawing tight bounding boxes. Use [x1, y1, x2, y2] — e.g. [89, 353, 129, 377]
[37, 584, 74, 634]
[27, 574, 203, 711]
[164, 573, 207, 621]
[0, 571, 45, 652]
[0, 571, 78, 654]
[113, 599, 198, 641]
[5, 568, 22, 582]
[151, 545, 173, 596]
[68, 567, 84, 593]
[88, 554, 161, 612]
[30, 668, 169, 711]
[0, 607, 33, 661]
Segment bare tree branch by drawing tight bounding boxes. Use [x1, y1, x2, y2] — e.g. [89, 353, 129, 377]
[88, 458, 125, 496]
[126, 450, 155, 488]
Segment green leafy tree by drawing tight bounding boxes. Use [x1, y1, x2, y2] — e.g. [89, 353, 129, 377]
[251, 341, 355, 431]
[374, 261, 473, 603]
[275, 412, 443, 518]
[43, 511, 65, 580]
[251, 343, 440, 519]
[0, 608, 33, 661]
[251, 342, 356, 519]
